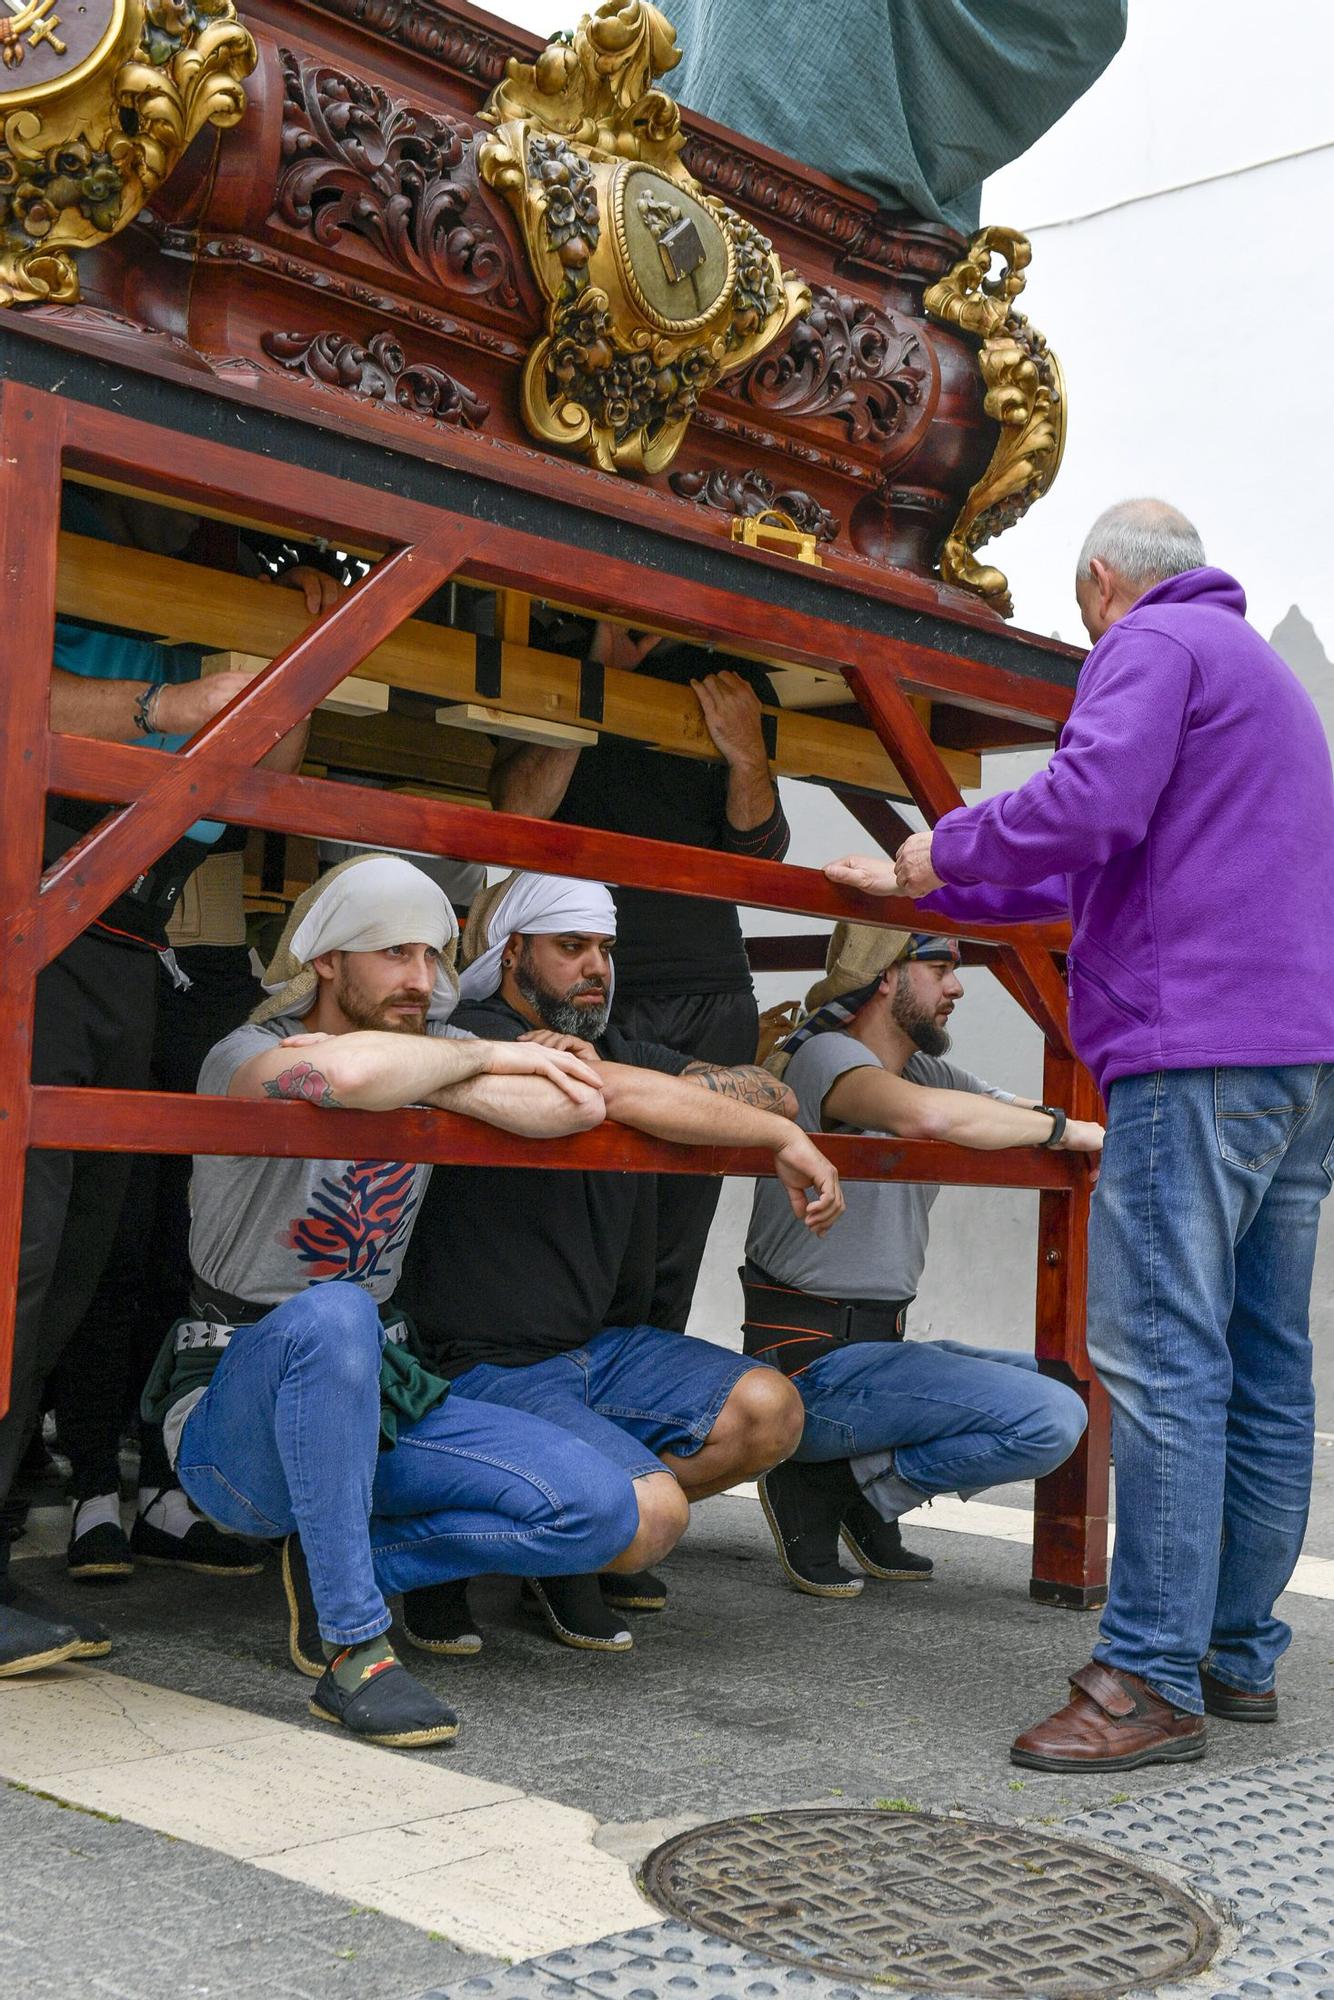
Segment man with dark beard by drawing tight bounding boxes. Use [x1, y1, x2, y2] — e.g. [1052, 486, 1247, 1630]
[742, 925, 1101, 1598]
[397, 870, 843, 1651]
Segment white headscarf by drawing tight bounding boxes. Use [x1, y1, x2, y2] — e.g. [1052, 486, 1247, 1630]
[254, 853, 460, 1026]
[458, 870, 617, 1003]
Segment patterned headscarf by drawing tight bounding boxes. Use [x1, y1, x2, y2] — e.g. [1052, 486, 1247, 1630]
[764, 924, 959, 1076]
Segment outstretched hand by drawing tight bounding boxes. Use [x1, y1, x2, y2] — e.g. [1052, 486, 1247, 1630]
[823, 853, 898, 897]
[773, 1130, 845, 1235]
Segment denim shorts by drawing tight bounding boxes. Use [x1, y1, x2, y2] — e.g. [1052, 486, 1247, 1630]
[450, 1324, 757, 1481]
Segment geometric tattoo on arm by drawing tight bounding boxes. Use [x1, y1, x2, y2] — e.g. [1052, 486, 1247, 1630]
[262, 1059, 342, 1108]
[681, 1060, 795, 1115]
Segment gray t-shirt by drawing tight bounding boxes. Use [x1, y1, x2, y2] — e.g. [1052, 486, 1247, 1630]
[190, 1014, 433, 1306]
[745, 1032, 1012, 1302]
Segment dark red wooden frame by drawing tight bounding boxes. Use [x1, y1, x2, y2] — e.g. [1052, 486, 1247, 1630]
[0, 377, 1108, 1605]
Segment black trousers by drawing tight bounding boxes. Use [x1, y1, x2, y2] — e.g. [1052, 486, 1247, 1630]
[51, 946, 259, 1500]
[610, 988, 759, 1332]
[0, 933, 158, 1542]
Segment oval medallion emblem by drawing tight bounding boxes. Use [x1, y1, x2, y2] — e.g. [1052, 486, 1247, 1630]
[0, 0, 125, 103]
[610, 161, 733, 334]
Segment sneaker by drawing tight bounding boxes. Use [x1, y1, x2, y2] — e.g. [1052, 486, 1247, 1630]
[841, 1500, 934, 1581]
[4, 1582, 112, 1661]
[0, 1600, 84, 1676]
[130, 1512, 265, 1577]
[401, 1580, 483, 1657]
[281, 1534, 325, 1679]
[599, 1569, 667, 1613]
[758, 1460, 864, 1599]
[523, 1575, 633, 1651]
[67, 1517, 133, 1582]
[310, 1654, 459, 1747]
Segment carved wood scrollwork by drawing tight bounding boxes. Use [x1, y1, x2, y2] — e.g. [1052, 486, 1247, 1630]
[722, 287, 931, 448]
[260, 327, 489, 426]
[273, 48, 520, 307]
[669, 466, 838, 542]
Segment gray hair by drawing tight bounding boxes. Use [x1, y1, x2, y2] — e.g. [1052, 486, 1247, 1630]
[1076, 498, 1205, 588]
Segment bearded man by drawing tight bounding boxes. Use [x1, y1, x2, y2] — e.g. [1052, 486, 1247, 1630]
[135, 855, 643, 1748]
[744, 925, 1098, 1597]
[396, 870, 843, 1651]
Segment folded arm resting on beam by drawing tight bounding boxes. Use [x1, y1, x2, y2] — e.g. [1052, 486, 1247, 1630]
[228, 1026, 608, 1135]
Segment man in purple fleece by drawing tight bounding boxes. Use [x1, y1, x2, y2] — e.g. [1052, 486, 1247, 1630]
[826, 498, 1334, 1771]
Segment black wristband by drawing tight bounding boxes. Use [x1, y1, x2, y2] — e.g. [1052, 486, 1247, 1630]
[132, 684, 163, 736]
[1036, 1103, 1067, 1148]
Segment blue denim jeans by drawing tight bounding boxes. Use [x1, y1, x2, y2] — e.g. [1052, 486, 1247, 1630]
[176, 1282, 641, 1646]
[788, 1338, 1087, 1514]
[1088, 1065, 1334, 1712]
[451, 1324, 758, 1481]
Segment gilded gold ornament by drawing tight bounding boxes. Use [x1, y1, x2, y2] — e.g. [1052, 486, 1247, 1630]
[924, 226, 1065, 619]
[0, 0, 255, 306]
[478, 0, 809, 476]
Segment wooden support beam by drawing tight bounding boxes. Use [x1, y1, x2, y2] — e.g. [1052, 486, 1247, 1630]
[55, 534, 981, 799]
[28, 1086, 1087, 1192]
[0, 385, 65, 1419]
[46, 736, 1074, 952]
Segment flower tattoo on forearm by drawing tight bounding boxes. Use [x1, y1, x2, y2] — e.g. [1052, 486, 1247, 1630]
[262, 1059, 342, 1108]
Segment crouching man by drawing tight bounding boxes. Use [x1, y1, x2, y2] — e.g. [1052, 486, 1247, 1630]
[396, 870, 844, 1650]
[142, 855, 642, 1749]
[744, 925, 1101, 1595]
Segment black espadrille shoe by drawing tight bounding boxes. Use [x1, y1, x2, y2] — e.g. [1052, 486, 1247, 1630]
[758, 1460, 864, 1599]
[599, 1568, 667, 1613]
[523, 1575, 632, 1651]
[130, 1510, 265, 1577]
[4, 1582, 111, 1661]
[67, 1513, 133, 1582]
[841, 1500, 934, 1580]
[0, 1601, 83, 1676]
[401, 1579, 483, 1657]
[281, 1534, 325, 1679]
[310, 1654, 459, 1747]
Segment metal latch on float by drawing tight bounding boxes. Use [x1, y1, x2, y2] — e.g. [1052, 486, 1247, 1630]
[730, 510, 823, 567]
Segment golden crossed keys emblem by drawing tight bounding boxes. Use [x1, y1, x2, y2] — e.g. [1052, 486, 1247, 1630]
[1, 0, 67, 65]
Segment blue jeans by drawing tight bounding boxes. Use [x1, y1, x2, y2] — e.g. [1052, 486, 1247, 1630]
[177, 1283, 641, 1647]
[452, 1324, 758, 1481]
[1088, 1065, 1334, 1712]
[789, 1338, 1086, 1513]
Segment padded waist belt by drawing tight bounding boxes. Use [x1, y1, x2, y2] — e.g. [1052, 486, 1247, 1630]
[185, 1279, 406, 1344]
[740, 1261, 910, 1378]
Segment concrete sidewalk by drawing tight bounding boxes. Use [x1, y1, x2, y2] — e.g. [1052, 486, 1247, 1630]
[3, 1490, 1332, 1999]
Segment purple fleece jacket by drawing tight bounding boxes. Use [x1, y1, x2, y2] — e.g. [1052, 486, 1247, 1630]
[922, 568, 1334, 1093]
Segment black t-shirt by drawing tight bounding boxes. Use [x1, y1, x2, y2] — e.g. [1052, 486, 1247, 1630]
[550, 645, 788, 999]
[398, 994, 691, 1373]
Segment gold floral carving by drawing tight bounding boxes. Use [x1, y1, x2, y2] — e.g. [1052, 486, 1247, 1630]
[477, 0, 808, 475]
[0, 0, 255, 306]
[924, 226, 1065, 619]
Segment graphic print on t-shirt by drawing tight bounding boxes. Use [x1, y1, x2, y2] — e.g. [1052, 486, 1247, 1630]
[282, 1160, 420, 1283]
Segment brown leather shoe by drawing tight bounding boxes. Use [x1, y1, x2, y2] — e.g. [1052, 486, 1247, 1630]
[1011, 1661, 1208, 1772]
[1200, 1665, 1278, 1722]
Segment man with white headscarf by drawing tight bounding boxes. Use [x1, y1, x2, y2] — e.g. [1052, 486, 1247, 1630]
[397, 870, 845, 1652]
[138, 855, 644, 1750]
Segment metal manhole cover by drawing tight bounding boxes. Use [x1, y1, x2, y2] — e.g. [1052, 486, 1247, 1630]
[642, 1810, 1218, 1996]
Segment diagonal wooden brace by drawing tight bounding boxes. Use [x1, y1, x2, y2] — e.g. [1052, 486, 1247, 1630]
[19, 531, 475, 972]
[842, 657, 1074, 1055]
